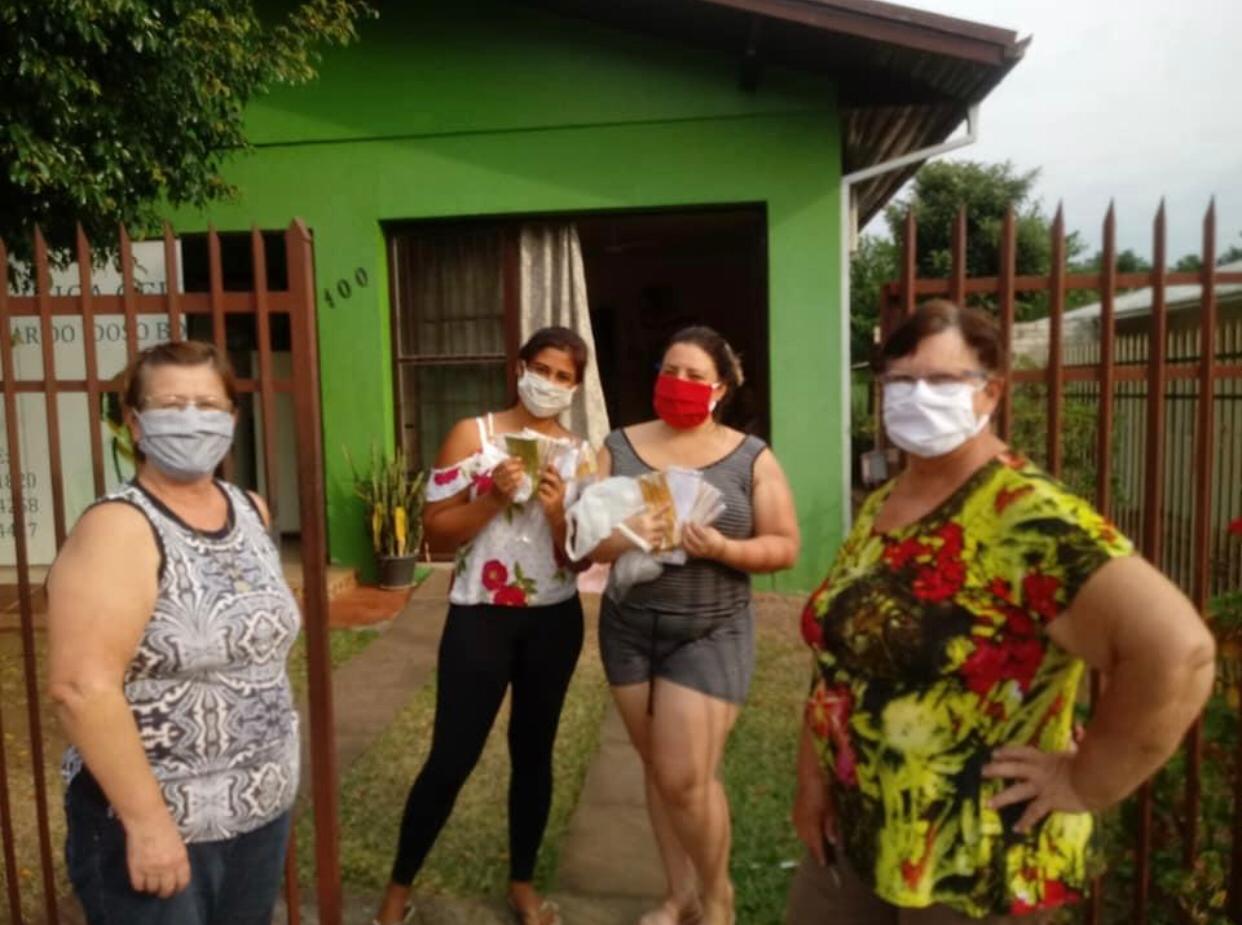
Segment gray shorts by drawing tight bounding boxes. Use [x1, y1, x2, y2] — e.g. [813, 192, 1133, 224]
[598, 596, 755, 704]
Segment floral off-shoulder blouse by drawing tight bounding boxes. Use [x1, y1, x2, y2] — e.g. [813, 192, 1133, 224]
[801, 453, 1133, 918]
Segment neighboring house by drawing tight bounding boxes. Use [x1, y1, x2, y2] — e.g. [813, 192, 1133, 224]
[172, 0, 1024, 589]
[1013, 259, 1242, 365]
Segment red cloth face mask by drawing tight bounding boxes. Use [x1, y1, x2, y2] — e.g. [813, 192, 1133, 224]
[653, 374, 716, 429]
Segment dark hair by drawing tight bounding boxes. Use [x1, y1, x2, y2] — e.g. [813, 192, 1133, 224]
[519, 326, 590, 384]
[121, 339, 238, 412]
[664, 325, 745, 417]
[875, 299, 1003, 373]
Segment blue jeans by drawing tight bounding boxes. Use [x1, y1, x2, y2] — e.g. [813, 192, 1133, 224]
[66, 770, 292, 925]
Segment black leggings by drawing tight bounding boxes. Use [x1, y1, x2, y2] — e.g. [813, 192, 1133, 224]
[389, 596, 584, 885]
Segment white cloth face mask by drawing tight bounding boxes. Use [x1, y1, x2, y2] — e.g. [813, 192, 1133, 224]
[517, 369, 577, 418]
[883, 379, 989, 458]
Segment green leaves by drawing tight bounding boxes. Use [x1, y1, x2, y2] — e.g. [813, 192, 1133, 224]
[346, 444, 425, 560]
[0, 0, 374, 265]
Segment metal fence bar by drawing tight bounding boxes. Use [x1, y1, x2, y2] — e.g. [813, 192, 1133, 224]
[1185, 202, 1217, 866]
[252, 228, 281, 527]
[1130, 202, 1170, 925]
[285, 218, 343, 925]
[950, 206, 967, 307]
[119, 225, 141, 359]
[206, 225, 234, 482]
[901, 210, 917, 318]
[0, 240, 30, 925]
[34, 227, 69, 549]
[1047, 206, 1066, 477]
[164, 222, 183, 343]
[0, 236, 60, 924]
[997, 207, 1016, 441]
[77, 225, 107, 498]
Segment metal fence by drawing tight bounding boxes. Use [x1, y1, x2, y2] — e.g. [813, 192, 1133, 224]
[878, 201, 1242, 923]
[0, 221, 341, 924]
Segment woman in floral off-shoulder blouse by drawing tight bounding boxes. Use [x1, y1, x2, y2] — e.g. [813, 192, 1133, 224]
[786, 301, 1215, 924]
[372, 327, 593, 925]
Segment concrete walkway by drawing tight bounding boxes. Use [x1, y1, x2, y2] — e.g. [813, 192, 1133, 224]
[291, 577, 667, 924]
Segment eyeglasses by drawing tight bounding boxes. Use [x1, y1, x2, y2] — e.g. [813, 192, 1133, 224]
[878, 371, 990, 388]
[142, 395, 234, 413]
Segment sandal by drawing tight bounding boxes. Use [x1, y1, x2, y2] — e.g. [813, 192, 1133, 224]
[507, 896, 561, 925]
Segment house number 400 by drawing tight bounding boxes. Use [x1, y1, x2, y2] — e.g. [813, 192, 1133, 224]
[322, 267, 369, 309]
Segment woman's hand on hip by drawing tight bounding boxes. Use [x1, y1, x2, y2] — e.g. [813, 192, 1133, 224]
[125, 811, 191, 898]
[791, 779, 838, 866]
[983, 744, 1090, 834]
[682, 522, 727, 561]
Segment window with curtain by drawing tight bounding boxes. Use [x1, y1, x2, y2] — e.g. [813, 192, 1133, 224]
[389, 226, 513, 471]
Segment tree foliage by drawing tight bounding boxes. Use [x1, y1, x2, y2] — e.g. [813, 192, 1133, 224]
[0, 0, 373, 269]
[882, 160, 1086, 290]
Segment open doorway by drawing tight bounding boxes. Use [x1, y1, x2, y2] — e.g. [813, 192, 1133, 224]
[577, 208, 769, 437]
[387, 205, 770, 474]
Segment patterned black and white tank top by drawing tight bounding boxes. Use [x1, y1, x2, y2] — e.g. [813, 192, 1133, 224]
[62, 480, 301, 843]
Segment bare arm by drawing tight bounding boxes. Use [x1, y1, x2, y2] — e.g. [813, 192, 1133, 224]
[683, 448, 801, 573]
[792, 713, 837, 865]
[423, 419, 521, 552]
[986, 555, 1215, 830]
[47, 504, 190, 897]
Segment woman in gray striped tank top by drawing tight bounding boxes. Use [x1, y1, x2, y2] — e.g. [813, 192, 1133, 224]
[47, 342, 299, 925]
[586, 327, 801, 925]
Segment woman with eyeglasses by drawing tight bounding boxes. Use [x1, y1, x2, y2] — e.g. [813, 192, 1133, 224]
[787, 300, 1214, 923]
[48, 340, 299, 925]
[586, 325, 801, 925]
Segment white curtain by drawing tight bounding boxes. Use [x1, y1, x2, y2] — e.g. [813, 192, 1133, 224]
[519, 224, 610, 448]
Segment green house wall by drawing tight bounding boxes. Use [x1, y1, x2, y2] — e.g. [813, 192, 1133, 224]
[172, 1, 846, 591]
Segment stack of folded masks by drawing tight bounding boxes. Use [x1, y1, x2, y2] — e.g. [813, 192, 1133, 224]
[501, 429, 595, 504]
[634, 467, 726, 564]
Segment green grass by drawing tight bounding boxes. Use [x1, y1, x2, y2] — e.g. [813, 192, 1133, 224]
[298, 624, 610, 901]
[724, 624, 808, 924]
[287, 626, 381, 699]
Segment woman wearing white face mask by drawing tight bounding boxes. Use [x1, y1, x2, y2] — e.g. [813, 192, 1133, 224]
[48, 341, 299, 925]
[373, 326, 591, 925]
[786, 300, 1215, 924]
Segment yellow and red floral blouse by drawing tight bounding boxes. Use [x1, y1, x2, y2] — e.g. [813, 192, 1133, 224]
[802, 453, 1133, 918]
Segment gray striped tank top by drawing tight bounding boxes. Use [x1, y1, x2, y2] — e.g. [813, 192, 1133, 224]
[62, 480, 301, 843]
[604, 429, 766, 619]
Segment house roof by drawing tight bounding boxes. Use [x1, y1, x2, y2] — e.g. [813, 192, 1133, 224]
[1017, 259, 1242, 332]
[521, 0, 1027, 222]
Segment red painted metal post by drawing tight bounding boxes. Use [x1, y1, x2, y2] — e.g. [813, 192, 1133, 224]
[1134, 201, 1170, 925]
[164, 223, 183, 342]
[950, 206, 967, 306]
[997, 207, 1016, 442]
[0, 239, 29, 925]
[284, 219, 342, 925]
[1185, 201, 1216, 869]
[1046, 206, 1066, 477]
[901, 210, 917, 318]
[0, 237, 60, 924]
[77, 225, 107, 497]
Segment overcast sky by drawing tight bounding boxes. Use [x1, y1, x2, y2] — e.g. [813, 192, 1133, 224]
[867, 0, 1242, 261]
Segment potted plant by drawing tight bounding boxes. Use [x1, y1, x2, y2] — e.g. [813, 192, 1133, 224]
[348, 445, 426, 589]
